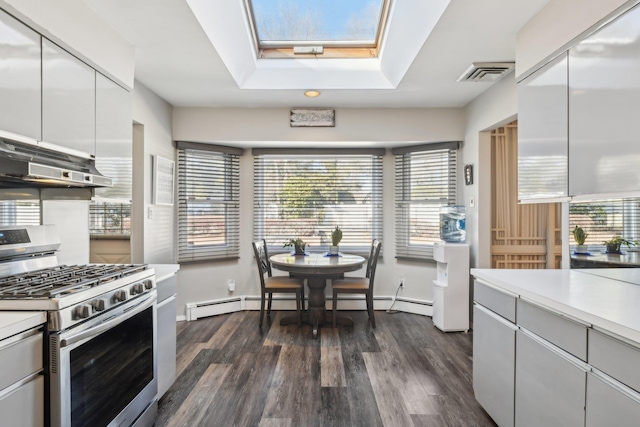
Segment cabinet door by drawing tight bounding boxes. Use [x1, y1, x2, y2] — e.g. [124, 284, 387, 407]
[0, 374, 44, 427]
[0, 10, 41, 140]
[94, 73, 132, 200]
[473, 304, 517, 427]
[515, 329, 587, 427]
[517, 52, 568, 201]
[157, 294, 177, 399]
[586, 371, 640, 427]
[42, 38, 96, 156]
[568, 4, 640, 197]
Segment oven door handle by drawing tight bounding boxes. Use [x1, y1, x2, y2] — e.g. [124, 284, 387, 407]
[60, 293, 156, 348]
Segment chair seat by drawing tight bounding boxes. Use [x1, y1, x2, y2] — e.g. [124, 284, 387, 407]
[265, 276, 303, 290]
[332, 277, 369, 290]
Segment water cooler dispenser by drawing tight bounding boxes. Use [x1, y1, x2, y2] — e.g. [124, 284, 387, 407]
[432, 242, 469, 332]
[432, 206, 469, 332]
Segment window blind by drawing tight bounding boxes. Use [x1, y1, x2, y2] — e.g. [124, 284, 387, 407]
[177, 143, 241, 262]
[393, 142, 459, 260]
[570, 198, 640, 251]
[253, 150, 383, 255]
[0, 200, 40, 226]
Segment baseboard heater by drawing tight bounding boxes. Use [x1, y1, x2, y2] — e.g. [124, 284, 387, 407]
[185, 295, 433, 321]
[186, 296, 244, 321]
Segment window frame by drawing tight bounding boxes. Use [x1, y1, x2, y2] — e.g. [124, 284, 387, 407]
[176, 141, 242, 263]
[252, 148, 384, 256]
[393, 142, 460, 261]
[243, 0, 392, 59]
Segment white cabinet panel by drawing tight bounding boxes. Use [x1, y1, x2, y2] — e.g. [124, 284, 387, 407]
[517, 299, 587, 361]
[42, 38, 96, 156]
[518, 52, 568, 201]
[473, 305, 516, 427]
[0, 374, 44, 427]
[474, 280, 516, 323]
[94, 73, 132, 200]
[0, 9, 41, 140]
[569, 4, 640, 197]
[586, 371, 640, 427]
[515, 329, 587, 427]
[589, 328, 640, 393]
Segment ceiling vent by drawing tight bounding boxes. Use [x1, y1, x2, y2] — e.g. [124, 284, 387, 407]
[457, 62, 515, 83]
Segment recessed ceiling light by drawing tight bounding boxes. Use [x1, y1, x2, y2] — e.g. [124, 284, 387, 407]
[304, 90, 321, 98]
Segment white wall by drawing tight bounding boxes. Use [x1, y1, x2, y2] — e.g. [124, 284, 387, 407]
[172, 107, 466, 316]
[516, 0, 631, 78]
[0, 0, 134, 88]
[462, 74, 518, 270]
[133, 81, 176, 265]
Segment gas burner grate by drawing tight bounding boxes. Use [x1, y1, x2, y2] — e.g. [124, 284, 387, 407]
[0, 264, 148, 298]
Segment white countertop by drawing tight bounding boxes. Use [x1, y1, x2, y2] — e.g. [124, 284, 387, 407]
[0, 311, 46, 341]
[471, 268, 640, 343]
[149, 264, 180, 282]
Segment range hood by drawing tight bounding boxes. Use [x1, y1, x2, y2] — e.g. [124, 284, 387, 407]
[0, 138, 112, 188]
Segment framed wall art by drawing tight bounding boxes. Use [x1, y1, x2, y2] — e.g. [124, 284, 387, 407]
[290, 109, 335, 127]
[152, 155, 175, 205]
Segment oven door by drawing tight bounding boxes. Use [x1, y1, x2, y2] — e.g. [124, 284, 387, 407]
[49, 291, 157, 427]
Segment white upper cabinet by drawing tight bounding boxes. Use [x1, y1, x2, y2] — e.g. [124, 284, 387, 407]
[518, 52, 569, 202]
[0, 10, 41, 141]
[42, 38, 96, 157]
[569, 4, 640, 197]
[94, 73, 132, 200]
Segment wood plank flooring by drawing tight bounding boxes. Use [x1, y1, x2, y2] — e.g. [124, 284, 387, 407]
[156, 311, 496, 427]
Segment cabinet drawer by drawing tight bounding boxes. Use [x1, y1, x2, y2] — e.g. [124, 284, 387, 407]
[474, 280, 516, 322]
[0, 331, 43, 391]
[517, 299, 587, 361]
[589, 329, 640, 393]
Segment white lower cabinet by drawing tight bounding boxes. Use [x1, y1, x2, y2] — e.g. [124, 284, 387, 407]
[0, 374, 44, 427]
[515, 329, 587, 427]
[473, 304, 516, 427]
[0, 327, 44, 427]
[586, 370, 640, 427]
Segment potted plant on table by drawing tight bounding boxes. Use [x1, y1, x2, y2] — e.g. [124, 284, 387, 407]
[330, 226, 342, 255]
[603, 235, 637, 254]
[572, 226, 588, 254]
[284, 238, 308, 255]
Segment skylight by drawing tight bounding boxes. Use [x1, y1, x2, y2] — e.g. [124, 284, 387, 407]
[245, 0, 390, 58]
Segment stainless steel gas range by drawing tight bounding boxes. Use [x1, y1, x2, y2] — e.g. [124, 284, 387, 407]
[0, 225, 157, 427]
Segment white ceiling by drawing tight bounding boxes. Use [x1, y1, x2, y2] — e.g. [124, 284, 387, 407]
[83, 0, 549, 109]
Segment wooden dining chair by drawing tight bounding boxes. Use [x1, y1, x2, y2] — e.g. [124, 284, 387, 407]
[331, 240, 382, 328]
[252, 239, 305, 327]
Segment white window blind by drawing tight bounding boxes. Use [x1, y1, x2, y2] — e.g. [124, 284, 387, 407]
[0, 200, 40, 226]
[570, 198, 640, 251]
[177, 142, 241, 262]
[253, 148, 384, 255]
[393, 142, 459, 260]
[89, 202, 131, 235]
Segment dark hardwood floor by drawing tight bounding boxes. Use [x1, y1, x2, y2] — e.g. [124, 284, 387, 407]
[156, 310, 496, 427]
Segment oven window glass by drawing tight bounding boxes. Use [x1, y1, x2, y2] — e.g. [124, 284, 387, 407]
[70, 307, 154, 427]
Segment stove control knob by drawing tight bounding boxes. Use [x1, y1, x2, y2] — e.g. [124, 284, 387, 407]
[144, 280, 153, 290]
[92, 299, 107, 312]
[114, 290, 127, 302]
[131, 283, 144, 295]
[76, 305, 91, 319]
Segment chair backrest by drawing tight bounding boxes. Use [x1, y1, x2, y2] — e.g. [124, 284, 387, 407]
[367, 240, 382, 292]
[364, 239, 379, 278]
[252, 239, 273, 291]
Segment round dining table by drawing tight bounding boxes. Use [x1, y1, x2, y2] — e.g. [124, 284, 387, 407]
[269, 252, 366, 338]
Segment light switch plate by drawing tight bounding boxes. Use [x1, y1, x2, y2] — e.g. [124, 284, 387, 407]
[148, 206, 153, 219]
[469, 196, 475, 208]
